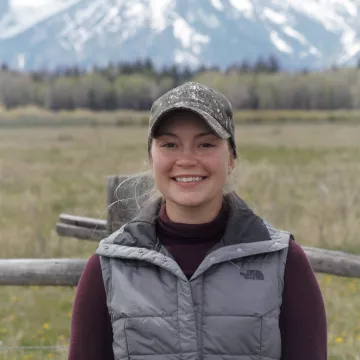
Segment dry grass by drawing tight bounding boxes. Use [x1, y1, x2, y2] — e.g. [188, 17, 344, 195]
[2, 107, 360, 128]
[0, 123, 360, 359]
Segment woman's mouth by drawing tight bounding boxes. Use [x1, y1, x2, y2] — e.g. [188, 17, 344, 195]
[172, 176, 208, 186]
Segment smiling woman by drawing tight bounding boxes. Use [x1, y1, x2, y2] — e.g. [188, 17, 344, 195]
[68, 82, 327, 360]
[150, 110, 235, 224]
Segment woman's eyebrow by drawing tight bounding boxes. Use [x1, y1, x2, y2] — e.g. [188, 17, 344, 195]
[195, 131, 216, 138]
[156, 132, 177, 137]
[157, 131, 215, 138]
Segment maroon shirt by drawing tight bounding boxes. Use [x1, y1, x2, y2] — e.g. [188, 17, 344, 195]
[68, 206, 327, 360]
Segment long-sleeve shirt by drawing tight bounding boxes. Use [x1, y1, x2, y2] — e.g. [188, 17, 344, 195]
[68, 205, 327, 360]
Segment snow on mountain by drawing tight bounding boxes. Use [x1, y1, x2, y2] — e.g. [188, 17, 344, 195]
[1, 0, 360, 71]
[0, 0, 83, 39]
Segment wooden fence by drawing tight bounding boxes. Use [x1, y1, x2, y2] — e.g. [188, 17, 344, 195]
[1, 175, 360, 286]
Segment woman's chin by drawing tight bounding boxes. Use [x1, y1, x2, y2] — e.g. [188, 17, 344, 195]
[170, 195, 208, 208]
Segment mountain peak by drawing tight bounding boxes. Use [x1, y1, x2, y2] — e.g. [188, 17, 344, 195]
[1, 0, 360, 70]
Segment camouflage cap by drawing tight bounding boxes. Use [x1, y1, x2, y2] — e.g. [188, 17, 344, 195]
[148, 82, 237, 158]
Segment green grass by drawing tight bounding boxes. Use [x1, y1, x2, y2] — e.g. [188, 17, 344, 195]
[239, 145, 332, 165]
[1, 124, 360, 359]
[2, 108, 360, 128]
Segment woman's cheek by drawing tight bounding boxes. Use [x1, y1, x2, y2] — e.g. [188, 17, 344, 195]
[152, 153, 172, 172]
[203, 153, 227, 169]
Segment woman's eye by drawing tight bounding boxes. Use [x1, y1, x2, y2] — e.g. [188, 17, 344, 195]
[199, 143, 215, 148]
[161, 143, 176, 148]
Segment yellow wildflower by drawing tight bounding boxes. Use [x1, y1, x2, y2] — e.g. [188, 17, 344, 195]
[43, 323, 50, 330]
[335, 337, 343, 343]
[349, 283, 357, 292]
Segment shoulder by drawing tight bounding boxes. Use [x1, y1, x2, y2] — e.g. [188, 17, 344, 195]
[286, 239, 311, 268]
[284, 239, 321, 290]
[85, 253, 102, 272]
[77, 254, 103, 289]
[282, 238, 326, 314]
[71, 254, 108, 322]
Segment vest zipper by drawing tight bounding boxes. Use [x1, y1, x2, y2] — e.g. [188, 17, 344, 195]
[195, 308, 202, 359]
[192, 278, 204, 359]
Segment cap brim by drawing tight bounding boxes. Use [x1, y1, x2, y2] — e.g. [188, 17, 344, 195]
[150, 106, 231, 139]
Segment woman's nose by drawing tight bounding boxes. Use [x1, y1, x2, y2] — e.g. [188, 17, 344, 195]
[175, 150, 198, 167]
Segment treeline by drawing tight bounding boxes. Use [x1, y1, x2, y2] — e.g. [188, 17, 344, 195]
[1, 57, 360, 110]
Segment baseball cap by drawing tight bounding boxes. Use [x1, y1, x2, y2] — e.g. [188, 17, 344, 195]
[148, 82, 237, 158]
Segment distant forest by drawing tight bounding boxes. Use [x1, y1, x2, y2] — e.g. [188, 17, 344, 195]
[1, 55, 360, 111]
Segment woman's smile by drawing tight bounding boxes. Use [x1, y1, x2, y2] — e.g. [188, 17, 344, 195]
[172, 175, 208, 186]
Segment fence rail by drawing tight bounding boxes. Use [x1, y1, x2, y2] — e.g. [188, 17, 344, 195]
[1, 213, 360, 285]
[55, 213, 107, 241]
[0, 258, 87, 286]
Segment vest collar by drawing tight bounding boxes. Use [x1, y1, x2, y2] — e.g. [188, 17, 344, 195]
[109, 192, 272, 250]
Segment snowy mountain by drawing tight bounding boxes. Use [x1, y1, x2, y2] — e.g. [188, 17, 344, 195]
[0, 0, 360, 71]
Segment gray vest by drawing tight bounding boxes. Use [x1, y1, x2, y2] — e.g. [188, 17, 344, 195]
[95, 194, 291, 360]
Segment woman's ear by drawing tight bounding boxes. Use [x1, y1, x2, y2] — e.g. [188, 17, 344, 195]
[147, 141, 153, 166]
[228, 154, 235, 175]
[148, 144, 154, 167]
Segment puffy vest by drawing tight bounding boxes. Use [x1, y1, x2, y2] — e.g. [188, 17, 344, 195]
[95, 194, 291, 360]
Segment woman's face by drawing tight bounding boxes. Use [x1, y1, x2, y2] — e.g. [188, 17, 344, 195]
[150, 110, 235, 213]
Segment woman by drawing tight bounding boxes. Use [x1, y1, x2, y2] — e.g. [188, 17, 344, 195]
[68, 82, 327, 360]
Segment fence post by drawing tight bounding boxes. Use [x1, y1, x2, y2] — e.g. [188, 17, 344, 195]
[107, 174, 154, 233]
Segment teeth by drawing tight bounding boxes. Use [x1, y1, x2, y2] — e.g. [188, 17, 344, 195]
[175, 177, 204, 183]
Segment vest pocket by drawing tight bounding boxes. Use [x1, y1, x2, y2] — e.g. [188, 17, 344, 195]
[202, 315, 262, 356]
[124, 315, 180, 356]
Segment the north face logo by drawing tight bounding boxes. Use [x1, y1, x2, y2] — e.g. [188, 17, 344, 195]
[240, 270, 264, 280]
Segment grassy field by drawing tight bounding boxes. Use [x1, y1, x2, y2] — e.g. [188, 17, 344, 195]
[1, 122, 360, 359]
[3, 107, 360, 128]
